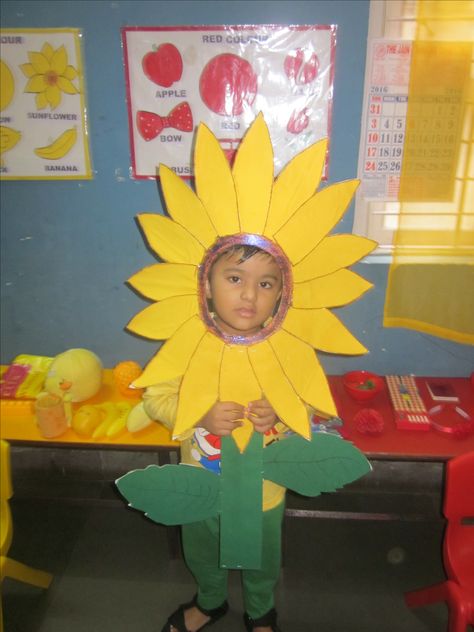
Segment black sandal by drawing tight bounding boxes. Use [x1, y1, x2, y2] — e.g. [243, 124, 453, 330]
[161, 594, 229, 632]
[243, 607, 281, 631]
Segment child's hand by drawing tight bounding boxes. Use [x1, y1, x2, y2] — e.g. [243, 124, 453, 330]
[199, 401, 245, 436]
[247, 397, 278, 434]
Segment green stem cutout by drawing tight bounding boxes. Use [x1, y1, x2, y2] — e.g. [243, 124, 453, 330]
[219, 431, 263, 569]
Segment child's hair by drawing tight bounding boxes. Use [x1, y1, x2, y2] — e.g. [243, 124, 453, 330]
[213, 244, 274, 265]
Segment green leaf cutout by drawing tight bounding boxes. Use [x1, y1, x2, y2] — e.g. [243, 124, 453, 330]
[116, 464, 220, 525]
[263, 432, 371, 496]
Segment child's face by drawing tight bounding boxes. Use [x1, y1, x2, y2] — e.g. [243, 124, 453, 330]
[206, 250, 283, 337]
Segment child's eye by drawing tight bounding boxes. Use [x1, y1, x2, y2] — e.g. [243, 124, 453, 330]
[260, 281, 273, 289]
[228, 276, 241, 284]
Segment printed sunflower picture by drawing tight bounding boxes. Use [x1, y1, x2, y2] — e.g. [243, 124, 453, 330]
[20, 42, 78, 110]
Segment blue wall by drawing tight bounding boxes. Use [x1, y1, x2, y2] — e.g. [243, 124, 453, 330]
[1, 0, 472, 376]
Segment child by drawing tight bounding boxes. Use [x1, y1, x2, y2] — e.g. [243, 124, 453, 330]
[143, 244, 295, 632]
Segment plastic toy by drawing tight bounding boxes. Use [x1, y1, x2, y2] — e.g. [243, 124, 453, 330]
[45, 348, 102, 402]
[72, 401, 132, 440]
[42, 348, 103, 424]
[34, 392, 68, 438]
[113, 361, 144, 398]
[126, 401, 153, 433]
[353, 408, 385, 436]
[343, 370, 384, 402]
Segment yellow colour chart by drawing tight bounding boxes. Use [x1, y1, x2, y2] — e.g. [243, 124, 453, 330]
[0, 28, 92, 180]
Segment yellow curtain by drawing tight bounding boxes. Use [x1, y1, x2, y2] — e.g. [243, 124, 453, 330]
[383, 0, 474, 345]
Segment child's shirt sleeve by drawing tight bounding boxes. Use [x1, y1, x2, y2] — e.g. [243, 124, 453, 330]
[142, 377, 197, 442]
[142, 377, 181, 430]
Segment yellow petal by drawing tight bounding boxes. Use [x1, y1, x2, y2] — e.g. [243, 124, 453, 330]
[232, 112, 274, 234]
[35, 92, 49, 109]
[57, 76, 78, 94]
[50, 45, 68, 75]
[293, 269, 373, 308]
[194, 123, 239, 235]
[46, 85, 62, 109]
[127, 295, 198, 340]
[28, 52, 50, 74]
[20, 63, 36, 78]
[220, 345, 262, 452]
[159, 164, 217, 248]
[275, 179, 360, 264]
[41, 42, 54, 61]
[269, 330, 337, 418]
[128, 263, 197, 301]
[248, 340, 310, 439]
[63, 65, 78, 81]
[293, 235, 378, 282]
[282, 307, 368, 355]
[132, 315, 206, 387]
[138, 214, 205, 265]
[24, 75, 47, 93]
[264, 138, 328, 237]
[174, 332, 224, 438]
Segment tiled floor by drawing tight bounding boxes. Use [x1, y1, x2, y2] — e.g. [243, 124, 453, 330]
[3, 491, 450, 632]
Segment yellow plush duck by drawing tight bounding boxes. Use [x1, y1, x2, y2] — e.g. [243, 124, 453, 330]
[42, 349, 103, 424]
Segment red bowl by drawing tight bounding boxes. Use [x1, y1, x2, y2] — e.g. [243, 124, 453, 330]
[343, 371, 384, 402]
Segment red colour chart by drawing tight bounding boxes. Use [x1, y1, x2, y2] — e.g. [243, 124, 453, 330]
[122, 25, 336, 179]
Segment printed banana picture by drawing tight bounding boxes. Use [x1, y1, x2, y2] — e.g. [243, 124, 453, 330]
[34, 126, 77, 160]
[0, 125, 21, 167]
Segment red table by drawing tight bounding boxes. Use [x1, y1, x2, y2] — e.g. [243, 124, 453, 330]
[330, 376, 474, 461]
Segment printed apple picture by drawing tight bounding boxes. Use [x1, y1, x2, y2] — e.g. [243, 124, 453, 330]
[287, 108, 310, 134]
[142, 43, 183, 87]
[284, 48, 319, 85]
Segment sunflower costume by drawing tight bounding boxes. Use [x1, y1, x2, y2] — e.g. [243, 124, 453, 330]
[117, 115, 374, 584]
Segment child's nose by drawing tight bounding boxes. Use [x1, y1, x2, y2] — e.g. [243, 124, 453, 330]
[241, 284, 257, 301]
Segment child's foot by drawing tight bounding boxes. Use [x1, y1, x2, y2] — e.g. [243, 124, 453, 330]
[243, 608, 280, 631]
[169, 605, 210, 631]
[162, 596, 228, 632]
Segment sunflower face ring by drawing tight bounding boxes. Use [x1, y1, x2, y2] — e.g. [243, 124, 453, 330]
[198, 233, 293, 346]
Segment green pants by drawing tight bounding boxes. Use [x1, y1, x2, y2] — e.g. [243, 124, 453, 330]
[181, 501, 285, 619]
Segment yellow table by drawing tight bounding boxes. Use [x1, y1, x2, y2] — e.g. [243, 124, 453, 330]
[0, 368, 179, 452]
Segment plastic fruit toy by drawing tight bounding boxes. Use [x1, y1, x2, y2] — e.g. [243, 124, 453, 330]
[113, 361, 143, 397]
[72, 405, 103, 436]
